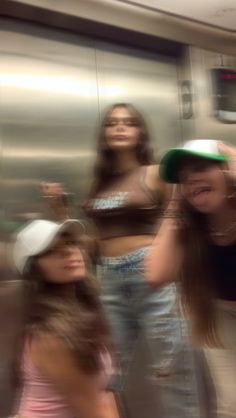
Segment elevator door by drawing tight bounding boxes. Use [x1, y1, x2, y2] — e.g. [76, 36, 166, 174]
[0, 19, 181, 417]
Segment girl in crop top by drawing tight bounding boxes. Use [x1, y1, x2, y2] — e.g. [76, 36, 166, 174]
[42, 104, 203, 418]
[11, 219, 115, 418]
[83, 103, 203, 418]
[147, 140, 236, 417]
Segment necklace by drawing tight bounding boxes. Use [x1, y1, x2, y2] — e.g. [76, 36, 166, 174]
[209, 221, 236, 237]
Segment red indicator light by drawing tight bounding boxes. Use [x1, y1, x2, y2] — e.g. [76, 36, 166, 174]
[221, 73, 236, 80]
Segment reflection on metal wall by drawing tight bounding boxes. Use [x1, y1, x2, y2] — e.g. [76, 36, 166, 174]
[1, 21, 99, 238]
[0, 19, 181, 416]
[179, 46, 236, 144]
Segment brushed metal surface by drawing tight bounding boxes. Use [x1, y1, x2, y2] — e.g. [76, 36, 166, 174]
[3, 0, 236, 55]
[0, 20, 181, 416]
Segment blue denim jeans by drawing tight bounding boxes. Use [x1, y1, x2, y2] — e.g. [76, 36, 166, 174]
[99, 247, 203, 418]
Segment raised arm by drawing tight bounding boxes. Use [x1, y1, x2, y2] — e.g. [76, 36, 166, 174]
[41, 182, 71, 221]
[145, 186, 183, 287]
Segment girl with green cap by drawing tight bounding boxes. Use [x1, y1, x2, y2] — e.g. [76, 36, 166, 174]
[146, 139, 236, 418]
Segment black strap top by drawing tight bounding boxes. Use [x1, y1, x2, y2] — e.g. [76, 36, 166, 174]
[208, 241, 236, 301]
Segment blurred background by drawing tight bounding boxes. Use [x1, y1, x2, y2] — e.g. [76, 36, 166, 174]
[0, 0, 236, 416]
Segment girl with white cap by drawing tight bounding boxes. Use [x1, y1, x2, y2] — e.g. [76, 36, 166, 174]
[12, 219, 116, 418]
[146, 139, 236, 418]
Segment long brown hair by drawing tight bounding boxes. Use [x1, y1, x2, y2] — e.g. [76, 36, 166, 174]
[178, 201, 218, 346]
[89, 103, 155, 197]
[19, 245, 112, 374]
[178, 164, 235, 346]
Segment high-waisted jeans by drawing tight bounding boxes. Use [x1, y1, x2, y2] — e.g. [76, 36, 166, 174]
[99, 247, 203, 418]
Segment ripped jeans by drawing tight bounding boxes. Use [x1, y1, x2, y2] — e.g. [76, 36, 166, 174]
[99, 247, 203, 418]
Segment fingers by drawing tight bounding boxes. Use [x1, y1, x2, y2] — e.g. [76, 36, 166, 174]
[40, 182, 64, 198]
[218, 143, 236, 183]
[218, 142, 236, 158]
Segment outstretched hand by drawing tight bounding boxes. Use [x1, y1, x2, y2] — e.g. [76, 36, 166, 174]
[40, 182, 69, 219]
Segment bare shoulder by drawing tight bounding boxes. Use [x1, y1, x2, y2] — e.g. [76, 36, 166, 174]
[145, 165, 172, 200]
[30, 333, 73, 371]
[145, 165, 161, 190]
[30, 332, 98, 400]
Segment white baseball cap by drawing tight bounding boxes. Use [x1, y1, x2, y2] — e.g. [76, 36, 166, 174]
[160, 139, 228, 183]
[13, 219, 85, 274]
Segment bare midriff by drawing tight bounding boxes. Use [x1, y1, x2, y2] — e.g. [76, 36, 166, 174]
[100, 234, 155, 257]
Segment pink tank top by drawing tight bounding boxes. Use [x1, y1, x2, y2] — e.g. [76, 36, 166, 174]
[18, 339, 112, 418]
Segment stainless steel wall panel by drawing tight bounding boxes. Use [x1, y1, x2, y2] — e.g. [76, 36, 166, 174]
[4, 0, 236, 55]
[0, 20, 181, 417]
[0, 22, 99, 230]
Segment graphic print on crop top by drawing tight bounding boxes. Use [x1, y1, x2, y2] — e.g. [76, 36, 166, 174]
[83, 166, 161, 239]
[92, 192, 130, 210]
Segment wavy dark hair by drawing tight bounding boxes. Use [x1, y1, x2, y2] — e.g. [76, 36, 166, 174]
[89, 103, 155, 197]
[178, 201, 218, 347]
[177, 162, 235, 347]
[16, 242, 112, 376]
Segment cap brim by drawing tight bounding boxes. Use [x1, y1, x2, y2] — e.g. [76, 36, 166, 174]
[59, 219, 85, 236]
[160, 149, 228, 183]
[35, 219, 85, 256]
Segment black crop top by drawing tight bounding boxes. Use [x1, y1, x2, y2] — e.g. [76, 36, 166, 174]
[208, 242, 236, 301]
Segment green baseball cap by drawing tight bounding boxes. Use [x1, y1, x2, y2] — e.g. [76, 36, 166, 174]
[160, 139, 228, 183]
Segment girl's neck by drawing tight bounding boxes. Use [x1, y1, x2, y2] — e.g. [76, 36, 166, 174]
[207, 202, 236, 241]
[113, 150, 140, 174]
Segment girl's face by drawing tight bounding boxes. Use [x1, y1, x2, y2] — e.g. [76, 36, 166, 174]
[104, 106, 141, 152]
[37, 234, 86, 284]
[179, 158, 228, 214]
